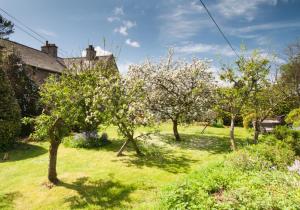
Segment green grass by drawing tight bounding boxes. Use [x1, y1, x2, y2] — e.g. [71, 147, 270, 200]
[0, 123, 251, 210]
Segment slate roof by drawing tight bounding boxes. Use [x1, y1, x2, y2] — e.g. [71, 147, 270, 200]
[0, 39, 66, 73]
[0, 39, 117, 73]
[63, 55, 114, 70]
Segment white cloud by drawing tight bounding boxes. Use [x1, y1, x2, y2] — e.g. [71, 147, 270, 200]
[175, 43, 235, 57]
[37, 29, 57, 37]
[81, 46, 112, 57]
[160, 1, 210, 39]
[114, 26, 128, 36]
[118, 61, 133, 73]
[126, 39, 140, 48]
[114, 7, 124, 16]
[114, 20, 136, 36]
[107, 16, 120, 22]
[107, 7, 124, 22]
[230, 21, 300, 34]
[215, 0, 279, 21]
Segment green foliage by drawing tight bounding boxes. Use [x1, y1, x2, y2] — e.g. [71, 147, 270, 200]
[271, 125, 300, 155]
[63, 134, 103, 148]
[160, 143, 300, 209]
[212, 118, 224, 128]
[2, 51, 40, 136]
[227, 143, 295, 171]
[0, 15, 14, 38]
[0, 59, 21, 151]
[286, 108, 300, 126]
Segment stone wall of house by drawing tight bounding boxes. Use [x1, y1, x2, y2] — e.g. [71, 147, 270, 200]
[25, 65, 58, 86]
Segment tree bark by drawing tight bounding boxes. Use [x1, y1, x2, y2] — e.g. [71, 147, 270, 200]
[48, 140, 60, 184]
[117, 139, 130, 156]
[230, 115, 236, 151]
[172, 119, 180, 141]
[130, 138, 143, 156]
[117, 137, 143, 156]
[201, 123, 209, 134]
[253, 120, 260, 144]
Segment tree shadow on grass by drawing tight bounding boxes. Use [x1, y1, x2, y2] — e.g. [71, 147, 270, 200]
[156, 133, 249, 154]
[59, 177, 135, 209]
[0, 192, 21, 210]
[114, 142, 199, 174]
[0, 143, 47, 162]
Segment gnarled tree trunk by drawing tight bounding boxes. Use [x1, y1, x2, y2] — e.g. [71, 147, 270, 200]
[172, 119, 180, 141]
[48, 140, 60, 184]
[117, 135, 143, 156]
[230, 115, 236, 151]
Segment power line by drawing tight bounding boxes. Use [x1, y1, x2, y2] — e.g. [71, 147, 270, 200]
[0, 7, 48, 41]
[0, 7, 70, 57]
[198, 0, 240, 58]
[14, 24, 44, 44]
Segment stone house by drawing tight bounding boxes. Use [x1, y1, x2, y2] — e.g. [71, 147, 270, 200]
[0, 39, 118, 85]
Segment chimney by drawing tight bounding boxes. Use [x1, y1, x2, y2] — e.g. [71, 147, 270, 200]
[86, 45, 96, 60]
[41, 41, 58, 57]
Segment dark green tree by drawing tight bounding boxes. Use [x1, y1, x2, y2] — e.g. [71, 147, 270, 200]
[0, 53, 21, 150]
[0, 15, 14, 39]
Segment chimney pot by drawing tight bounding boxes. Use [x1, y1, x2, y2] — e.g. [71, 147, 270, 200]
[86, 45, 96, 60]
[41, 41, 57, 57]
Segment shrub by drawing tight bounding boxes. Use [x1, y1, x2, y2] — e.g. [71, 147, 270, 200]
[227, 143, 295, 171]
[212, 118, 224, 128]
[63, 132, 105, 148]
[160, 143, 300, 209]
[271, 126, 300, 155]
[0, 67, 21, 151]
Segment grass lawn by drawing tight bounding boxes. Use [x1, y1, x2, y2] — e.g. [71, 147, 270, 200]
[0, 123, 252, 210]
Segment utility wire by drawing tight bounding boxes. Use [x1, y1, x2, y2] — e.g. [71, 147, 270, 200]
[198, 0, 240, 58]
[0, 7, 70, 57]
[14, 24, 44, 44]
[0, 7, 48, 41]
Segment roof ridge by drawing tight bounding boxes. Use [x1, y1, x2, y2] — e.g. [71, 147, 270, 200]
[0, 38, 64, 59]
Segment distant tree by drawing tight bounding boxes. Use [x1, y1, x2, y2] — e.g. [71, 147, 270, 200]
[0, 52, 21, 151]
[278, 39, 300, 108]
[219, 50, 269, 149]
[243, 83, 288, 143]
[129, 52, 215, 141]
[0, 15, 14, 39]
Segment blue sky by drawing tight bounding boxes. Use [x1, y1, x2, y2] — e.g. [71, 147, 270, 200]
[1, 0, 300, 72]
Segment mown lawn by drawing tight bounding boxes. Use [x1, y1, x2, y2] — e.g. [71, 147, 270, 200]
[0, 123, 251, 210]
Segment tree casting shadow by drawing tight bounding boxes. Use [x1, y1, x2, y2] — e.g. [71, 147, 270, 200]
[156, 133, 248, 154]
[0, 191, 21, 209]
[115, 142, 198, 174]
[59, 177, 135, 209]
[0, 143, 47, 162]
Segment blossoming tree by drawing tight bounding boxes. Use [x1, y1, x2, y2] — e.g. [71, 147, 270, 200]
[129, 52, 215, 141]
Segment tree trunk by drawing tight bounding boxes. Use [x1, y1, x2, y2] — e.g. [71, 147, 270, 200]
[117, 137, 143, 156]
[253, 120, 260, 144]
[117, 139, 130, 156]
[130, 138, 143, 156]
[230, 115, 236, 151]
[201, 123, 209, 134]
[172, 119, 180, 141]
[48, 140, 60, 184]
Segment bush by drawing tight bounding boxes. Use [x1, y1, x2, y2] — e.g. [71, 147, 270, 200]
[271, 126, 300, 155]
[160, 143, 300, 209]
[227, 143, 295, 171]
[63, 132, 106, 148]
[0, 67, 21, 151]
[212, 118, 224, 128]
